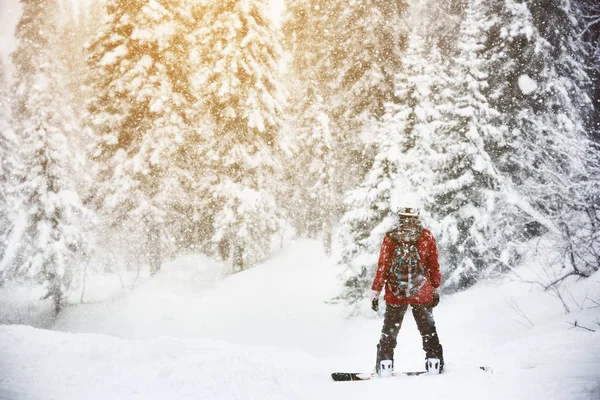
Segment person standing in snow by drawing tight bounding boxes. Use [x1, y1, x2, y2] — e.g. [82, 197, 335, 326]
[368, 207, 444, 376]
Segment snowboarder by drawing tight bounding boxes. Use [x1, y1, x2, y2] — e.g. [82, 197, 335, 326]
[368, 207, 444, 376]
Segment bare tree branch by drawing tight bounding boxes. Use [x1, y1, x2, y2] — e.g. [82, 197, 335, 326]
[568, 320, 596, 332]
[544, 270, 586, 291]
[567, 289, 585, 311]
[130, 257, 142, 290]
[504, 295, 535, 328]
[80, 257, 90, 304]
[585, 296, 600, 308]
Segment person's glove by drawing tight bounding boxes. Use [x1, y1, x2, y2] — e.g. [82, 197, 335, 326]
[371, 297, 379, 312]
[367, 289, 380, 312]
[431, 291, 440, 308]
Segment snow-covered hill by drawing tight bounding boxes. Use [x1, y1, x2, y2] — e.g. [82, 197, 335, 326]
[1, 240, 599, 400]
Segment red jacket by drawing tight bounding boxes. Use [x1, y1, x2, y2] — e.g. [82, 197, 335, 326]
[371, 229, 441, 305]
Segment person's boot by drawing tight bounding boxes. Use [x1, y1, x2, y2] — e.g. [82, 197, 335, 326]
[378, 359, 394, 378]
[375, 344, 381, 375]
[425, 357, 443, 375]
[375, 344, 394, 377]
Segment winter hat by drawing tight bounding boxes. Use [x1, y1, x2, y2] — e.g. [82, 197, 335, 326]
[390, 188, 422, 218]
[390, 208, 423, 242]
[390, 192, 423, 241]
[397, 207, 420, 218]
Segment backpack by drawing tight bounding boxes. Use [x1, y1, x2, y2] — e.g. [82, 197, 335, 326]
[385, 230, 427, 298]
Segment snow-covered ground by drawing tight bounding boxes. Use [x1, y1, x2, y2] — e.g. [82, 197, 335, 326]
[1, 239, 599, 400]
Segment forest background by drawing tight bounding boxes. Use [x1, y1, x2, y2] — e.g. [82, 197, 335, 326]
[0, 0, 600, 316]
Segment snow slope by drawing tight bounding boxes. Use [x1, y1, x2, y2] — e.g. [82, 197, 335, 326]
[1, 239, 599, 400]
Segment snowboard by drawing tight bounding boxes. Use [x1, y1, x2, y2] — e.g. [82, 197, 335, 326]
[331, 366, 493, 381]
[331, 371, 427, 381]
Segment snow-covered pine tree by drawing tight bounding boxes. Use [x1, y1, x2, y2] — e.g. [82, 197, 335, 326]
[578, 0, 600, 137]
[283, 0, 409, 255]
[87, 0, 196, 274]
[335, 115, 407, 309]
[388, 31, 453, 202]
[282, 0, 339, 251]
[324, 0, 407, 121]
[190, 0, 287, 272]
[282, 0, 326, 84]
[483, 0, 600, 279]
[291, 89, 337, 254]
[579, 1, 600, 273]
[0, 60, 19, 274]
[405, 0, 464, 56]
[57, 0, 107, 124]
[44, 2, 104, 220]
[427, 0, 520, 290]
[321, 0, 408, 187]
[336, 30, 451, 308]
[6, 0, 89, 312]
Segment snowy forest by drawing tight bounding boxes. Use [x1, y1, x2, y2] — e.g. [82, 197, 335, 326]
[1, 0, 600, 317]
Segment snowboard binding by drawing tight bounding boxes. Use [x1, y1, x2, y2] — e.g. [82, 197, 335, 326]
[426, 358, 442, 375]
[377, 360, 394, 378]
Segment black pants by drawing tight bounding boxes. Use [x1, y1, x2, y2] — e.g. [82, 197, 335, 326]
[377, 304, 444, 366]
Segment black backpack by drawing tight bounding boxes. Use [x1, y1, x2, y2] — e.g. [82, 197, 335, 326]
[385, 230, 427, 298]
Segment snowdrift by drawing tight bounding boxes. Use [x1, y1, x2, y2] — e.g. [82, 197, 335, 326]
[1, 240, 599, 400]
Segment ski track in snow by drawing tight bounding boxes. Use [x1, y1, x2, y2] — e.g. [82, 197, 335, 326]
[1, 240, 599, 400]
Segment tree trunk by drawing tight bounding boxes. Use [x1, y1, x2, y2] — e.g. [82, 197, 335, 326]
[148, 226, 161, 276]
[233, 242, 244, 272]
[53, 289, 63, 315]
[323, 216, 332, 257]
[46, 278, 63, 315]
[218, 238, 230, 261]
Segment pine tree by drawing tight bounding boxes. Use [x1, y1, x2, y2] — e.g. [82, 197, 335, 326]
[578, 0, 600, 136]
[5, 0, 89, 313]
[485, 0, 599, 278]
[292, 89, 337, 253]
[322, 0, 409, 186]
[282, 0, 326, 84]
[336, 114, 407, 308]
[283, 0, 409, 248]
[45, 1, 103, 211]
[388, 32, 453, 201]
[282, 0, 339, 246]
[87, 0, 196, 274]
[324, 0, 407, 122]
[336, 31, 451, 307]
[57, 0, 107, 123]
[408, 0, 464, 54]
[425, 0, 520, 290]
[190, 0, 287, 272]
[0, 61, 19, 273]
